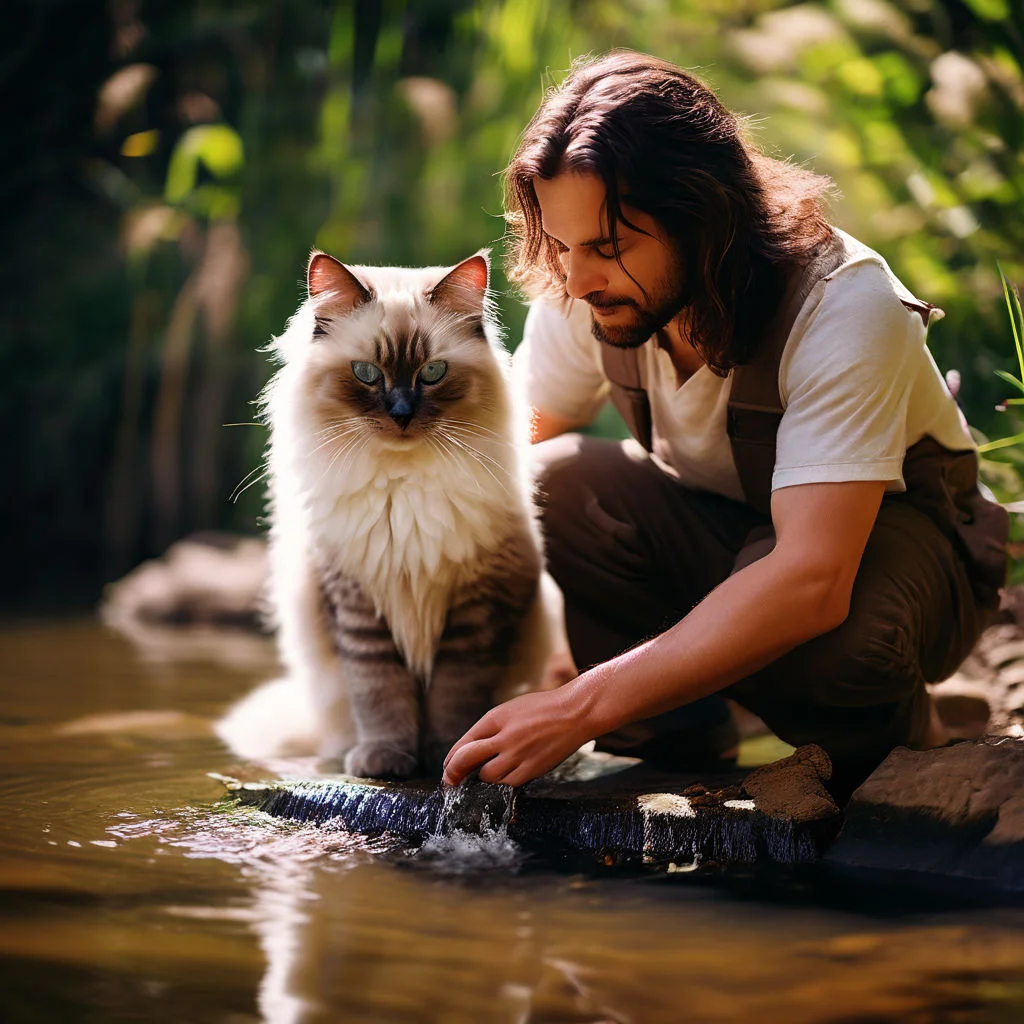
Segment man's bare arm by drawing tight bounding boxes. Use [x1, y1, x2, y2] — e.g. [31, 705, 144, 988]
[444, 478, 886, 786]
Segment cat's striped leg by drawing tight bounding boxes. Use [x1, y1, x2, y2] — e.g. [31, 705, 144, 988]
[424, 573, 537, 777]
[325, 574, 420, 779]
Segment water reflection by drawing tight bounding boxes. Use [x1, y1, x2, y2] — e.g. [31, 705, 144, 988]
[165, 804, 1024, 1023]
[3, 619, 1024, 1022]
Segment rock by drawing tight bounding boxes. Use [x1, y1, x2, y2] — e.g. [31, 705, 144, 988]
[927, 678, 991, 739]
[741, 744, 838, 823]
[102, 532, 268, 631]
[937, 616, 1024, 741]
[827, 736, 1024, 891]
[219, 745, 843, 870]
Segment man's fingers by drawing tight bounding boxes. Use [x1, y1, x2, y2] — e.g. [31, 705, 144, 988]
[494, 763, 537, 788]
[476, 754, 517, 785]
[442, 736, 503, 786]
[442, 715, 501, 774]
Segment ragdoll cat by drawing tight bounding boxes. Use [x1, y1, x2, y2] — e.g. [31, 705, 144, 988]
[216, 250, 567, 778]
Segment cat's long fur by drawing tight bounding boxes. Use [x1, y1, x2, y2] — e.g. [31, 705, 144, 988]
[216, 251, 567, 776]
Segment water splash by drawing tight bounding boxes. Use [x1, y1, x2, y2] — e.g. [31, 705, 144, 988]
[410, 783, 524, 875]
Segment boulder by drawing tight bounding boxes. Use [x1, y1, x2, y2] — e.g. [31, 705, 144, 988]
[102, 532, 268, 631]
[826, 736, 1024, 890]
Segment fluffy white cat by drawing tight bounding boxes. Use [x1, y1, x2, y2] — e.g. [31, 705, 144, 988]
[217, 250, 569, 777]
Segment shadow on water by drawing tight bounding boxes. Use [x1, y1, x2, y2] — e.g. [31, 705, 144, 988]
[3, 619, 1024, 1022]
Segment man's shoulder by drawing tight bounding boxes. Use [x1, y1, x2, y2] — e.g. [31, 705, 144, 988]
[822, 229, 937, 318]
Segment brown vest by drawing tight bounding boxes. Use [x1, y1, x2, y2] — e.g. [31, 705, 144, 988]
[598, 234, 1008, 608]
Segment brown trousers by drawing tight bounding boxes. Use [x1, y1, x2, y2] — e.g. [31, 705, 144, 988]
[536, 434, 996, 773]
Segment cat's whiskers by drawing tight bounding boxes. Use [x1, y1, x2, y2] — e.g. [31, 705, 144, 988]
[437, 426, 510, 475]
[443, 426, 516, 461]
[306, 421, 367, 458]
[442, 418, 513, 446]
[427, 432, 485, 496]
[311, 415, 367, 441]
[232, 423, 363, 503]
[313, 428, 376, 492]
[230, 465, 270, 503]
[436, 429, 511, 497]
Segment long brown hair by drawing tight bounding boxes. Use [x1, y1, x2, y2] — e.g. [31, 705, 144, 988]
[504, 50, 835, 374]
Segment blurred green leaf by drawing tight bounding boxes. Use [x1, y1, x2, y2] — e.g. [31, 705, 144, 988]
[872, 52, 922, 108]
[837, 57, 884, 97]
[165, 125, 244, 205]
[962, 0, 1010, 21]
[995, 368, 1024, 393]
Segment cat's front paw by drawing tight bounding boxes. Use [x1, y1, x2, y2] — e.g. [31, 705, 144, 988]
[344, 742, 418, 780]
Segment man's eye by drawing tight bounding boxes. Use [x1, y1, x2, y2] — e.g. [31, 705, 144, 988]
[418, 360, 448, 385]
[352, 361, 382, 385]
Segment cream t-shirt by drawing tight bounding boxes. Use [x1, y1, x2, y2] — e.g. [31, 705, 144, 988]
[514, 231, 973, 503]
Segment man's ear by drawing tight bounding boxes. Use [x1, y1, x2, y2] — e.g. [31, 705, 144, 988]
[428, 251, 490, 318]
[307, 251, 373, 313]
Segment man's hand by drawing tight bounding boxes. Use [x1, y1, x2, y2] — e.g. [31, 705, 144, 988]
[442, 685, 593, 788]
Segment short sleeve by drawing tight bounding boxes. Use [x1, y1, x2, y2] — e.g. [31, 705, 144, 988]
[512, 300, 609, 425]
[774, 261, 924, 492]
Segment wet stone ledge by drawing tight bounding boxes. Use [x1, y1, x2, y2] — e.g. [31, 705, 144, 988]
[219, 744, 843, 870]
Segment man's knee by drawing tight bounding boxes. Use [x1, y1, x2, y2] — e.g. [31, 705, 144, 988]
[532, 432, 589, 520]
[533, 435, 653, 558]
[789, 608, 920, 707]
[533, 434, 646, 513]
[532, 435, 652, 583]
[729, 614, 924, 764]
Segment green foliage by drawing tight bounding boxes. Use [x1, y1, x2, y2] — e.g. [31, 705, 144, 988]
[7, 0, 1024, 599]
[164, 124, 244, 218]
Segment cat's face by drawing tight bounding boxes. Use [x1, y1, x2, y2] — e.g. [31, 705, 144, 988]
[291, 252, 506, 453]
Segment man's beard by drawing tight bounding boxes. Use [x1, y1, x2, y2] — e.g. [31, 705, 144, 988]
[586, 271, 688, 350]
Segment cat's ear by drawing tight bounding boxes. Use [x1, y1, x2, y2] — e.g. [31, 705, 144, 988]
[428, 251, 489, 317]
[307, 251, 373, 313]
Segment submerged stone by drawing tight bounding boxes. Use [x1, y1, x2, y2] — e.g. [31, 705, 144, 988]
[219, 744, 841, 870]
[827, 736, 1024, 891]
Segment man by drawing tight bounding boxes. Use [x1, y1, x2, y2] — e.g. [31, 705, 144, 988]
[443, 50, 1007, 793]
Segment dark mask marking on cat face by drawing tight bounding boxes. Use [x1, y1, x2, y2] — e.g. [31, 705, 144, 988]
[376, 326, 430, 383]
[320, 313, 478, 437]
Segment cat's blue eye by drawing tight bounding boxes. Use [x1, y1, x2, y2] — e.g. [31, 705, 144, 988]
[418, 360, 448, 385]
[351, 361, 382, 385]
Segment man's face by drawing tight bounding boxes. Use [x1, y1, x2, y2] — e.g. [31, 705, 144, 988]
[534, 172, 687, 349]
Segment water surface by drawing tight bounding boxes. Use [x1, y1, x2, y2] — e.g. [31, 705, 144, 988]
[3, 619, 1024, 1022]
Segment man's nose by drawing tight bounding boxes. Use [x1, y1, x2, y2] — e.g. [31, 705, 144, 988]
[563, 251, 606, 300]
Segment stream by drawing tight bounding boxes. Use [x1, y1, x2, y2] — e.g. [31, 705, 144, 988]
[3, 618, 1024, 1022]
